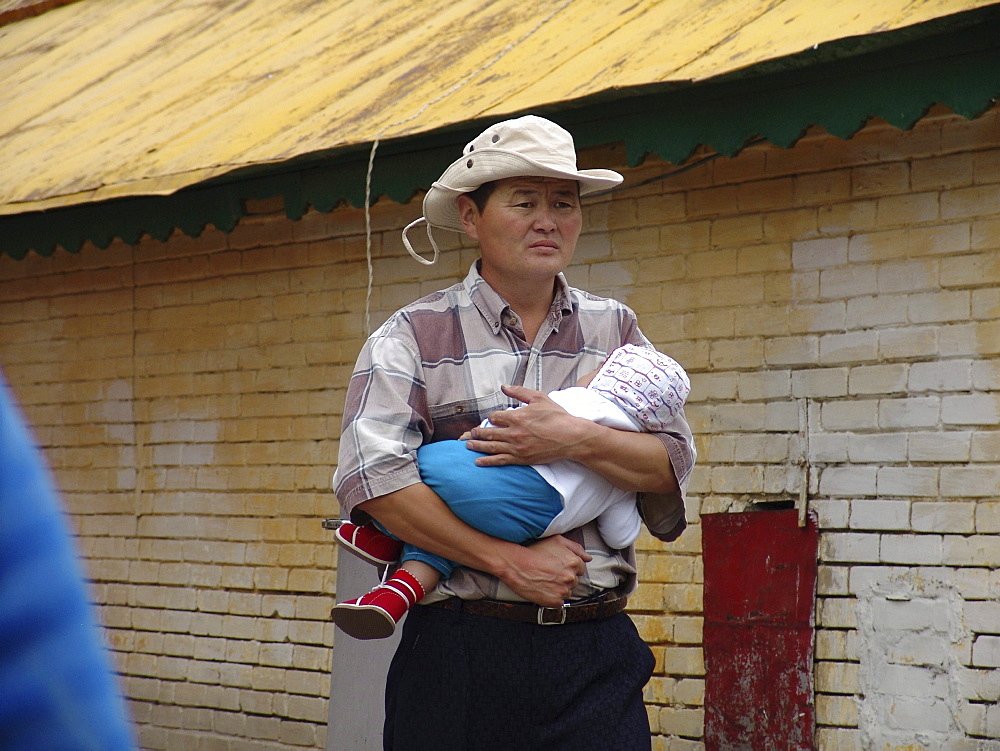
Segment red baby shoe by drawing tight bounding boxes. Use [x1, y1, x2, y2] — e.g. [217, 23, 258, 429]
[335, 521, 403, 566]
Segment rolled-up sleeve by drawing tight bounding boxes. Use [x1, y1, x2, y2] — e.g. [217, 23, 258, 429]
[618, 321, 697, 542]
[332, 318, 429, 522]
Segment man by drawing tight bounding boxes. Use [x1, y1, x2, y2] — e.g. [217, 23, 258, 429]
[333, 115, 695, 750]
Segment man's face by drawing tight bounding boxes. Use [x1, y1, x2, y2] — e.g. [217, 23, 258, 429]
[458, 177, 583, 291]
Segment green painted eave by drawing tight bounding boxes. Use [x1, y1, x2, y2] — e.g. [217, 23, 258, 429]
[2, 6, 998, 260]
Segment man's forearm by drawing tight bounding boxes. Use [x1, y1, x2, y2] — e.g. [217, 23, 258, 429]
[358, 482, 514, 575]
[569, 421, 679, 494]
[465, 384, 679, 494]
[357, 482, 590, 606]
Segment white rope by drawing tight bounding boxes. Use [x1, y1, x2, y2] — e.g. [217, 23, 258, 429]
[362, 0, 576, 334]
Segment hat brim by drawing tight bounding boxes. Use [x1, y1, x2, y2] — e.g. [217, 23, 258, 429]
[423, 149, 623, 232]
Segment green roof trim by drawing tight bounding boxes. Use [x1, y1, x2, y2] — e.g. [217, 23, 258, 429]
[2, 6, 998, 260]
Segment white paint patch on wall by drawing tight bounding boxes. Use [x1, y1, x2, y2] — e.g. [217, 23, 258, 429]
[855, 570, 998, 748]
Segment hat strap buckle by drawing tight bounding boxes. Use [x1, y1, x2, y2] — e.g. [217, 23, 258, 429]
[402, 217, 441, 266]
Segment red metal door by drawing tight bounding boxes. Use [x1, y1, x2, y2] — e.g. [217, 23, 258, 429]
[702, 509, 819, 750]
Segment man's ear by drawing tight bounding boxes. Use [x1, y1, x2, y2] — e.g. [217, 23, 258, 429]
[456, 195, 480, 240]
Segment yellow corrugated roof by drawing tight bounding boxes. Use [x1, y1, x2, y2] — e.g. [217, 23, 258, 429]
[0, 0, 993, 215]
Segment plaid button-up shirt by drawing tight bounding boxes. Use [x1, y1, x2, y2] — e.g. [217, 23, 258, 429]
[333, 262, 695, 601]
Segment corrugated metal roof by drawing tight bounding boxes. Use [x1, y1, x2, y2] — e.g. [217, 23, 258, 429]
[1, 0, 995, 217]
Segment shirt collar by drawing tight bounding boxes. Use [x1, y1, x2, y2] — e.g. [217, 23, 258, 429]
[463, 261, 575, 335]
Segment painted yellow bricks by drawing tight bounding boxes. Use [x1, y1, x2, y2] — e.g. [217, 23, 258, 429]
[1, 105, 997, 750]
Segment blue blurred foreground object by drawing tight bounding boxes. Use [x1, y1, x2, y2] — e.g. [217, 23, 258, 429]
[0, 372, 135, 750]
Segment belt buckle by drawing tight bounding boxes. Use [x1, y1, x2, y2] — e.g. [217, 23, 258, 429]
[537, 604, 568, 626]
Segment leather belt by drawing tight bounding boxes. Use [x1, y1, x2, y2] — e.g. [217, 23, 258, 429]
[424, 592, 627, 626]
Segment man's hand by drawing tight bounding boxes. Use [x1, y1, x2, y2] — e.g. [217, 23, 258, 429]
[498, 535, 592, 607]
[462, 384, 586, 466]
[463, 383, 679, 494]
[359, 484, 591, 608]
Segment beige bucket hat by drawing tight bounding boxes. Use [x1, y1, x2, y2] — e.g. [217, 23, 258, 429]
[402, 115, 623, 264]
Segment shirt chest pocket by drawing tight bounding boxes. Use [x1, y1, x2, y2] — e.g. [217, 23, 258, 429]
[428, 390, 516, 441]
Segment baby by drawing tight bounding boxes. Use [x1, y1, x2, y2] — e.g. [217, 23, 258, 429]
[331, 344, 690, 639]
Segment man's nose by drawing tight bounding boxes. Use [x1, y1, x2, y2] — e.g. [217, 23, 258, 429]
[533, 207, 557, 231]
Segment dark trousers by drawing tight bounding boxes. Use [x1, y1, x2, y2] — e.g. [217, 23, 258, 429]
[383, 603, 655, 751]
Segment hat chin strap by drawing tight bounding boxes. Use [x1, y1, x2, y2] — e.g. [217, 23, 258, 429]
[401, 217, 441, 266]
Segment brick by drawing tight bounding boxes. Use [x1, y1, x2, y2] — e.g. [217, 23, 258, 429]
[972, 431, 1000, 463]
[911, 501, 976, 534]
[877, 467, 939, 497]
[793, 237, 848, 269]
[792, 367, 848, 398]
[942, 393, 1000, 426]
[881, 663, 950, 698]
[815, 628, 849, 660]
[911, 153, 975, 190]
[764, 207, 821, 240]
[888, 697, 954, 733]
[810, 498, 850, 527]
[818, 597, 856, 628]
[816, 694, 858, 727]
[972, 286, 1000, 320]
[850, 499, 910, 530]
[875, 192, 939, 228]
[795, 170, 851, 204]
[708, 337, 764, 369]
[941, 184, 1000, 220]
[819, 330, 878, 364]
[878, 325, 938, 360]
[820, 400, 879, 431]
[820, 265, 878, 299]
[848, 433, 907, 463]
[710, 215, 763, 248]
[635, 193, 686, 225]
[688, 184, 738, 217]
[940, 466, 1000, 498]
[940, 251, 1000, 288]
[818, 200, 877, 236]
[965, 601, 1000, 635]
[940, 320, 1000, 357]
[877, 259, 939, 294]
[815, 660, 859, 694]
[848, 364, 907, 395]
[908, 290, 970, 324]
[976, 502, 1000, 534]
[789, 300, 846, 333]
[820, 532, 880, 562]
[764, 335, 819, 366]
[880, 534, 943, 565]
[943, 535, 1000, 566]
[908, 360, 973, 393]
[846, 294, 907, 328]
[654, 706, 704, 737]
[971, 216, 1000, 251]
[908, 223, 971, 257]
[736, 242, 791, 274]
[879, 396, 940, 429]
[852, 163, 909, 196]
[814, 728, 861, 750]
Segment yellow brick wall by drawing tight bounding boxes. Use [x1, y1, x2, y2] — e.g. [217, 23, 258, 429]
[0, 103, 996, 750]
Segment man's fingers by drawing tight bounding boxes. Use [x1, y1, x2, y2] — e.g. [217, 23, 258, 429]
[553, 534, 592, 563]
[471, 449, 512, 466]
[500, 383, 545, 403]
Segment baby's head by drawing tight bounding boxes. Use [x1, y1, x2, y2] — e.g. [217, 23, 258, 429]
[588, 344, 690, 431]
